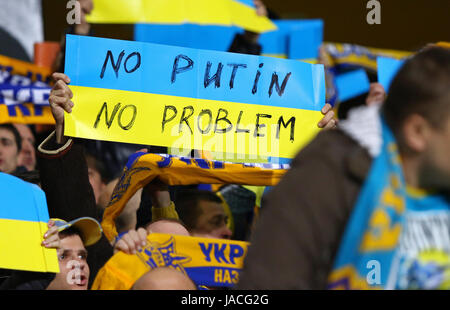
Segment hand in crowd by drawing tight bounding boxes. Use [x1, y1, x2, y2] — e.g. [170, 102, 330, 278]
[75, 0, 94, 35]
[114, 228, 148, 255]
[254, 0, 268, 17]
[242, 0, 268, 44]
[41, 220, 60, 249]
[366, 83, 386, 106]
[132, 149, 172, 208]
[318, 45, 333, 68]
[318, 103, 338, 129]
[145, 177, 171, 209]
[48, 73, 73, 144]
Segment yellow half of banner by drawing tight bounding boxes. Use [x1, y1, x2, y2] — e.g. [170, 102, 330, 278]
[65, 85, 322, 160]
[87, 0, 277, 33]
[0, 219, 59, 273]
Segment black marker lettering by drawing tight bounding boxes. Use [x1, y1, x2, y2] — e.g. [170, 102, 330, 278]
[204, 61, 224, 88]
[179, 106, 194, 134]
[227, 63, 247, 89]
[100, 50, 125, 79]
[252, 63, 264, 94]
[235, 111, 250, 133]
[268, 72, 292, 97]
[214, 108, 233, 133]
[277, 116, 296, 142]
[124, 52, 141, 74]
[117, 104, 137, 130]
[197, 109, 213, 134]
[161, 105, 177, 133]
[254, 113, 272, 137]
[94, 102, 122, 129]
[171, 55, 194, 84]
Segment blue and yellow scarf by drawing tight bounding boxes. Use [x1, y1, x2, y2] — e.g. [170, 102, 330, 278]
[328, 119, 450, 289]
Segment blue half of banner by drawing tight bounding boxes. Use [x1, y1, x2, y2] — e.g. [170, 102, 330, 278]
[259, 20, 324, 59]
[65, 34, 324, 110]
[377, 57, 405, 93]
[335, 69, 370, 102]
[0, 172, 59, 273]
[135, 24, 240, 52]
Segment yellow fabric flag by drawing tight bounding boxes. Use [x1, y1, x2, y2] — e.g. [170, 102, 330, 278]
[102, 152, 288, 242]
[87, 0, 276, 33]
[0, 55, 54, 124]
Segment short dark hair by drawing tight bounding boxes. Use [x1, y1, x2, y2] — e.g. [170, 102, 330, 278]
[85, 152, 109, 184]
[11, 169, 40, 185]
[382, 47, 450, 151]
[0, 124, 22, 153]
[59, 226, 84, 243]
[175, 190, 223, 231]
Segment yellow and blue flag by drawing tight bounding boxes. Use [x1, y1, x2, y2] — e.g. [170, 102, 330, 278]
[322, 43, 412, 72]
[328, 120, 450, 290]
[0, 173, 59, 273]
[63, 35, 325, 161]
[87, 0, 276, 33]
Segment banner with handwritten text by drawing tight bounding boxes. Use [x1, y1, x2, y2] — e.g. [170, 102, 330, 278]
[64, 35, 325, 160]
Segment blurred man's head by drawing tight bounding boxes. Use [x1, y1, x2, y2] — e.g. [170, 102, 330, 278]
[382, 47, 450, 191]
[46, 227, 90, 290]
[85, 153, 108, 205]
[145, 218, 190, 236]
[13, 124, 36, 171]
[366, 83, 386, 106]
[0, 124, 21, 174]
[176, 190, 232, 239]
[131, 267, 197, 290]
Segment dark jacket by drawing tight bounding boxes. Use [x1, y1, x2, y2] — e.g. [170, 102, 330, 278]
[237, 129, 372, 289]
[228, 33, 262, 56]
[36, 132, 114, 288]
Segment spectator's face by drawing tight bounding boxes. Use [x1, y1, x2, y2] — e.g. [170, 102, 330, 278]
[88, 166, 105, 205]
[14, 124, 36, 171]
[79, 0, 94, 15]
[146, 220, 190, 236]
[191, 200, 232, 239]
[366, 83, 386, 106]
[0, 128, 19, 173]
[49, 235, 90, 290]
[417, 116, 450, 191]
